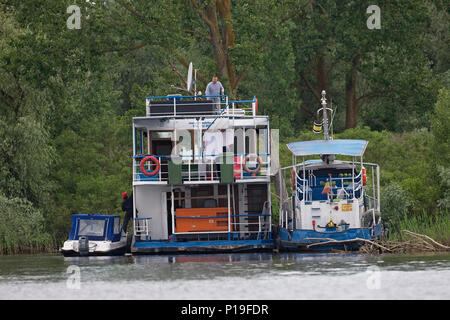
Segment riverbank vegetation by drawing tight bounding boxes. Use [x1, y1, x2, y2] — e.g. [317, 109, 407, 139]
[0, 1, 448, 254]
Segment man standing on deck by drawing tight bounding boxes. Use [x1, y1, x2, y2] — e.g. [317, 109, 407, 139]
[121, 191, 133, 233]
[205, 76, 224, 112]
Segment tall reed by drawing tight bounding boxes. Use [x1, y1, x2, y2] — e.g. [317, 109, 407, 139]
[389, 210, 450, 245]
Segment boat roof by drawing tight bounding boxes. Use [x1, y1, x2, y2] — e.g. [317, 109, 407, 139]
[72, 214, 120, 219]
[287, 139, 368, 157]
[296, 160, 356, 169]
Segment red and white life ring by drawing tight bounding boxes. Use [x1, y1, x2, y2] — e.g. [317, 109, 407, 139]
[243, 154, 262, 176]
[140, 156, 160, 176]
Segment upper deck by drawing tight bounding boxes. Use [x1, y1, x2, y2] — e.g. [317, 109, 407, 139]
[132, 95, 275, 185]
[145, 94, 258, 118]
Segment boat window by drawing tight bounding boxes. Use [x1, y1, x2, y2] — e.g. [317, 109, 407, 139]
[299, 168, 356, 179]
[218, 185, 228, 207]
[113, 217, 121, 234]
[245, 129, 257, 154]
[152, 132, 172, 139]
[78, 219, 105, 237]
[191, 186, 213, 208]
[176, 130, 193, 157]
[135, 129, 148, 155]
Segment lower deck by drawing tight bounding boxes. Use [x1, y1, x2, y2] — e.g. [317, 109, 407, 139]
[131, 181, 272, 254]
[132, 238, 274, 254]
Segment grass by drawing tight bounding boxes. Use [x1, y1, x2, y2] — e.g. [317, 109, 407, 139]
[388, 210, 450, 246]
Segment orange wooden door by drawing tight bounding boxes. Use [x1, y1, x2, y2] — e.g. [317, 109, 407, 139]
[176, 207, 229, 232]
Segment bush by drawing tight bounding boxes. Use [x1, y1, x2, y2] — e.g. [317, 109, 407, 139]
[437, 166, 450, 210]
[0, 194, 53, 254]
[380, 182, 412, 231]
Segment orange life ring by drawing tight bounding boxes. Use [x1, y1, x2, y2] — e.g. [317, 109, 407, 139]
[254, 97, 258, 115]
[362, 167, 367, 186]
[243, 154, 262, 176]
[291, 169, 296, 190]
[140, 156, 160, 176]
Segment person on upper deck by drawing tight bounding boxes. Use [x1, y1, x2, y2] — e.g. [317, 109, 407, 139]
[205, 76, 224, 97]
[205, 76, 224, 111]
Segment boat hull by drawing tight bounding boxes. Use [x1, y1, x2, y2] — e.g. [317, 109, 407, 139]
[60, 245, 127, 257]
[60, 237, 128, 257]
[277, 223, 384, 252]
[131, 239, 274, 255]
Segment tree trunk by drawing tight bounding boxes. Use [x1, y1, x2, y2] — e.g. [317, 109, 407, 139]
[316, 54, 328, 95]
[345, 54, 360, 129]
[191, 0, 239, 98]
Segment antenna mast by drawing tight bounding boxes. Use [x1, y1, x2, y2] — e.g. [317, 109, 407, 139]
[321, 90, 329, 140]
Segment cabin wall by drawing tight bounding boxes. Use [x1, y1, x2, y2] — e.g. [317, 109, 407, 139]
[135, 185, 169, 240]
[298, 199, 362, 230]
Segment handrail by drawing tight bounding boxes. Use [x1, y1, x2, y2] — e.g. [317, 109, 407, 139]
[133, 153, 271, 183]
[145, 95, 258, 117]
[146, 94, 227, 100]
[134, 217, 152, 241]
[174, 213, 270, 219]
[290, 166, 363, 200]
[134, 153, 270, 159]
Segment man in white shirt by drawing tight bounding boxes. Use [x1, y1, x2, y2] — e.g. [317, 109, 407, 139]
[205, 76, 224, 112]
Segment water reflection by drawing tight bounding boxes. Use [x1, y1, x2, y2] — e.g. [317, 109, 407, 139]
[0, 252, 449, 299]
[63, 255, 133, 266]
[133, 252, 273, 265]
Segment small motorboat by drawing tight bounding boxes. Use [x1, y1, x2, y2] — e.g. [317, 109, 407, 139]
[60, 214, 128, 256]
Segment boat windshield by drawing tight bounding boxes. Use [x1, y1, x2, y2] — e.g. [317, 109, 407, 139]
[78, 219, 105, 237]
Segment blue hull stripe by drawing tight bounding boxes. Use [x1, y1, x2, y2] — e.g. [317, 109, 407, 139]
[279, 224, 383, 249]
[133, 239, 273, 248]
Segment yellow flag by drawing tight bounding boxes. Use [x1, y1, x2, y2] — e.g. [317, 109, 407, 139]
[322, 181, 331, 194]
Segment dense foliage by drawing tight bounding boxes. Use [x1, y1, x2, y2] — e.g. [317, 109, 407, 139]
[0, 0, 448, 252]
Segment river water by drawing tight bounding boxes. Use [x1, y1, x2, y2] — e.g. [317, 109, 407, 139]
[0, 252, 448, 300]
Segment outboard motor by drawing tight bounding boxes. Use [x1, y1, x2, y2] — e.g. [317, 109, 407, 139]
[79, 236, 89, 256]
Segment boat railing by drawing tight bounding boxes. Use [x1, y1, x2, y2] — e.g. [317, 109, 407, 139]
[365, 194, 378, 212]
[279, 166, 364, 202]
[279, 196, 293, 231]
[145, 95, 259, 118]
[133, 153, 270, 183]
[172, 212, 271, 240]
[134, 217, 152, 241]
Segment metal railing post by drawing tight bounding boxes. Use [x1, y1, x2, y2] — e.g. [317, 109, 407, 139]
[171, 187, 175, 236]
[227, 184, 231, 238]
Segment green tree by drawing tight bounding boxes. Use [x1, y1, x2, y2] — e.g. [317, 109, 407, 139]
[291, 0, 437, 131]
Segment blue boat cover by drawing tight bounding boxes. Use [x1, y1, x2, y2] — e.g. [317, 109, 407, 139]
[287, 139, 368, 157]
[68, 214, 122, 242]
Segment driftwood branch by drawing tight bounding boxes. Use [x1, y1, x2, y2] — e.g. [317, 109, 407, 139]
[402, 230, 450, 250]
[357, 230, 449, 254]
[306, 237, 392, 252]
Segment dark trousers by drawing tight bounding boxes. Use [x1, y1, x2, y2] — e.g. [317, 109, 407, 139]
[122, 210, 133, 232]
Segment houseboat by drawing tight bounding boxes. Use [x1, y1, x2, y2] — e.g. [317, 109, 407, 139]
[276, 90, 384, 251]
[130, 93, 276, 254]
[60, 214, 128, 256]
